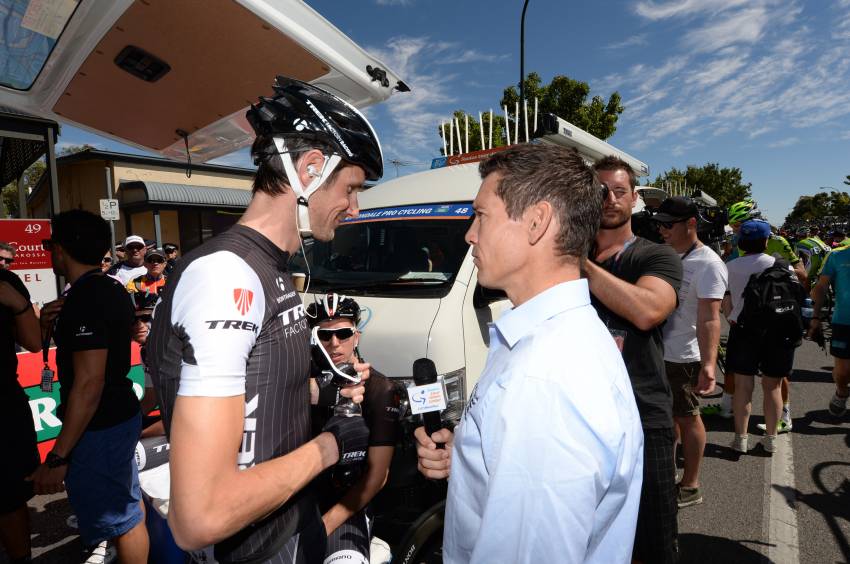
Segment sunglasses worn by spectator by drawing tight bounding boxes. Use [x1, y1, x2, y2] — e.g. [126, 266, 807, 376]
[146, 257, 165, 264]
[657, 218, 688, 229]
[127, 245, 145, 252]
[317, 327, 355, 342]
[0, 257, 13, 264]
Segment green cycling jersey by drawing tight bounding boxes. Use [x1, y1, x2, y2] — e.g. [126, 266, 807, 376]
[727, 233, 801, 264]
[796, 236, 831, 279]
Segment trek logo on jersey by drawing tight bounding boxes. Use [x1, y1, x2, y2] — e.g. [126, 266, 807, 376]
[233, 288, 254, 316]
[204, 319, 260, 333]
[342, 450, 366, 460]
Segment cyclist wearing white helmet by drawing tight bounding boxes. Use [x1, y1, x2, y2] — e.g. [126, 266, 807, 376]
[148, 76, 382, 563]
[306, 294, 400, 564]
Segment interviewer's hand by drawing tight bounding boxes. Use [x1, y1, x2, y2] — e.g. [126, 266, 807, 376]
[339, 361, 370, 404]
[415, 426, 453, 480]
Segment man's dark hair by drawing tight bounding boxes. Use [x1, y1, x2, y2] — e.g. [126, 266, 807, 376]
[52, 210, 110, 265]
[251, 134, 343, 196]
[478, 144, 602, 261]
[739, 237, 768, 254]
[0, 241, 14, 254]
[593, 155, 637, 190]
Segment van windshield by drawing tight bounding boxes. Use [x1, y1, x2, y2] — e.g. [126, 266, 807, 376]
[293, 203, 474, 298]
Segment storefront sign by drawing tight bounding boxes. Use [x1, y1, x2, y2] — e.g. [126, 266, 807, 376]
[0, 219, 57, 306]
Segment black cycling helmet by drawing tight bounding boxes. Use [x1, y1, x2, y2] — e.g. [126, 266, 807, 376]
[307, 293, 362, 327]
[246, 76, 383, 181]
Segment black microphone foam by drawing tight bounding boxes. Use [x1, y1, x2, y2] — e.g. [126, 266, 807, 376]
[412, 358, 445, 449]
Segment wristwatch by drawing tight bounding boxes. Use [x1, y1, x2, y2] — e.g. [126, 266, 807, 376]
[45, 451, 70, 468]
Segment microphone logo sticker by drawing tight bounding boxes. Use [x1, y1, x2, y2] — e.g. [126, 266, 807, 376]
[233, 288, 254, 316]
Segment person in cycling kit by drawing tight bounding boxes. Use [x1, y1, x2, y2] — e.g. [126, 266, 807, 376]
[307, 294, 400, 564]
[147, 76, 382, 564]
[795, 227, 831, 290]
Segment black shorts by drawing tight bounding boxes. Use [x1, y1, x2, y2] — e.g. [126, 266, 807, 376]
[633, 427, 678, 564]
[665, 361, 701, 417]
[0, 386, 40, 514]
[324, 510, 370, 564]
[830, 323, 850, 359]
[725, 325, 795, 377]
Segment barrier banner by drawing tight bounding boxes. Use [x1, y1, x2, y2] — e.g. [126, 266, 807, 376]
[0, 219, 57, 306]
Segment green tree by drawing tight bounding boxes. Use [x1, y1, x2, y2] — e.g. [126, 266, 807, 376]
[843, 174, 850, 187]
[785, 190, 850, 224]
[0, 143, 94, 217]
[501, 72, 624, 140]
[652, 163, 752, 209]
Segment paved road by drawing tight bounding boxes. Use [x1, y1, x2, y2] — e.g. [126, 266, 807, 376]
[3, 340, 848, 563]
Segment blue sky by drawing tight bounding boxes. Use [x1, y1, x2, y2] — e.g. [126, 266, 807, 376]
[60, 0, 850, 224]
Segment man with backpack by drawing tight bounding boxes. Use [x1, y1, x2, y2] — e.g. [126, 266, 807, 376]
[723, 219, 805, 454]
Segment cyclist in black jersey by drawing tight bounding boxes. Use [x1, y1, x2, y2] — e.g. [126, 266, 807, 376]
[147, 77, 383, 564]
[307, 294, 400, 564]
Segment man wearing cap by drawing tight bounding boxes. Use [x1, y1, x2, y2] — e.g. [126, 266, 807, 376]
[107, 235, 148, 286]
[163, 243, 179, 277]
[724, 219, 797, 455]
[126, 248, 168, 307]
[654, 197, 728, 508]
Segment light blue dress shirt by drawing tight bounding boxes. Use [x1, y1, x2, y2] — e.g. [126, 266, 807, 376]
[443, 279, 644, 564]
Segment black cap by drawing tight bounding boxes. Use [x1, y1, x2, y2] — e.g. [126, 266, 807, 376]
[163, 243, 179, 253]
[653, 196, 698, 223]
[145, 247, 166, 261]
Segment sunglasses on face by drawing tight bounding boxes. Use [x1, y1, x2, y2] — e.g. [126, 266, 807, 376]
[317, 327, 355, 342]
[657, 218, 688, 229]
[127, 245, 145, 252]
[0, 257, 14, 264]
[146, 257, 165, 264]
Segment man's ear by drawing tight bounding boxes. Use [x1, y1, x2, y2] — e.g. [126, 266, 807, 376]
[296, 149, 328, 189]
[526, 201, 554, 245]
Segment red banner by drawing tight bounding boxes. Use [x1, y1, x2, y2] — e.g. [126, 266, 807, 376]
[0, 219, 51, 269]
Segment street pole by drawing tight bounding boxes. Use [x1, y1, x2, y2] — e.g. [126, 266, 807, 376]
[105, 167, 117, 259]
[520, 0, 531, 130]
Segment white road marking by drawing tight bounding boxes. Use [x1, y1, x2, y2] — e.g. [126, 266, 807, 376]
[766, 433, 800, 563]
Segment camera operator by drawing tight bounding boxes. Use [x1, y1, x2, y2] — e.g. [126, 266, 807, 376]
[307, 294, 400, 564]
[585, 156, 682, 564]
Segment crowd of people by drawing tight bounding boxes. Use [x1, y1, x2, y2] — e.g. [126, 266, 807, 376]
[0, 75, 847, 564]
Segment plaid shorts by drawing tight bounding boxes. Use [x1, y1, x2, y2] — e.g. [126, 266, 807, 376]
[633, 427, 679, 564]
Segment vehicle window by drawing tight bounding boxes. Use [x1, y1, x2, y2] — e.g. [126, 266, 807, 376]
[293, 203, 474, 298]
[0, 0, 80, 90]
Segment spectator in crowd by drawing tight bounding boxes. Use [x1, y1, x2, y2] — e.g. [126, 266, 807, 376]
[106, 235, 147, 285]
[0, 242, 16, 270]
[307, 294, 401, 563]
[0, 267, 41, 564]
[705, 200, 802, 431]
[114, 244, 126, 263]
[32, 210, 147, 562]
[417, 144, 644, 563]
[654, 197, 728, 509]
[126, 248, 167, 303]
[810, 244, 850, 417]
[723, 219, 797, 454]
[585, 156, 682, 564]
[100, 252, 113, 273]
[163, 243, 179, 276]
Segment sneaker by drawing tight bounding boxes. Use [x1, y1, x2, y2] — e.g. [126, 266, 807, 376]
[701, 403, 733, 418]
[762, 435, 777, 454]
[730, 434, 748, 453]
[828, 393, 848, 417]
[677, 486, 703, 508]
[757, 420, 793, 434]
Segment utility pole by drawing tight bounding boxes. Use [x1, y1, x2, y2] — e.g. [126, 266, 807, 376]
[520, 0, 531, 126]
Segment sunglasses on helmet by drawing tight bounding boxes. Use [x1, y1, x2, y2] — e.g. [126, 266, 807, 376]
[316, 327, 355, 342]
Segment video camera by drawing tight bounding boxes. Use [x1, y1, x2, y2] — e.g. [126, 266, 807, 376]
[691, 190, 728, 246]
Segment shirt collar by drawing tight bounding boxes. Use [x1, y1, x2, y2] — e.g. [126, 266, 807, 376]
[231, 224, 291, 270]
[494, 279, 590, 348]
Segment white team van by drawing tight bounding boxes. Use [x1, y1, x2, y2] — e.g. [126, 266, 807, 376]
[298, 114, 650, 419]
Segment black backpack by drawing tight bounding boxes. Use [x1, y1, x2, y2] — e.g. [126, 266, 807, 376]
[738, 259, 806, 348]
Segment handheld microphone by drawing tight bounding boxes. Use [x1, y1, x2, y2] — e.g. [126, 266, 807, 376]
[412, 358, 446, 449]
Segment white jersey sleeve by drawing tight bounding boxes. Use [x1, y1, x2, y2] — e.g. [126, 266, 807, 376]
[170, 251, 265, 397]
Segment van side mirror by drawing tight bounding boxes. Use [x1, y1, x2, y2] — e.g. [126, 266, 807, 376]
[473, 283, 507, 309]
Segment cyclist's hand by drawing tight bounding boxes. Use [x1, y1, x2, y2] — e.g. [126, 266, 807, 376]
[415, 426, 453, 480]
[322, 415, 369, 467]
[696, 364, 716, 396]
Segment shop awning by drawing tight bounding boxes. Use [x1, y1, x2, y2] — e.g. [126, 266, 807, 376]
[118, 180, 252, 209]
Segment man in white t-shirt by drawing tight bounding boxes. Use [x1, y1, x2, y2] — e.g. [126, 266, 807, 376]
[655, 197, 728, 509]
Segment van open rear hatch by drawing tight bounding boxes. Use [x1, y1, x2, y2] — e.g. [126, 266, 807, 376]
[0, 0, 406, 162]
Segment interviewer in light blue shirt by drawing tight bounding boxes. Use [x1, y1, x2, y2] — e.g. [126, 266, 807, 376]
[415, 144, 644, 564]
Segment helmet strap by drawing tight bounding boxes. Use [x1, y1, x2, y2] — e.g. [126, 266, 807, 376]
[273, 136, 342, 237]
